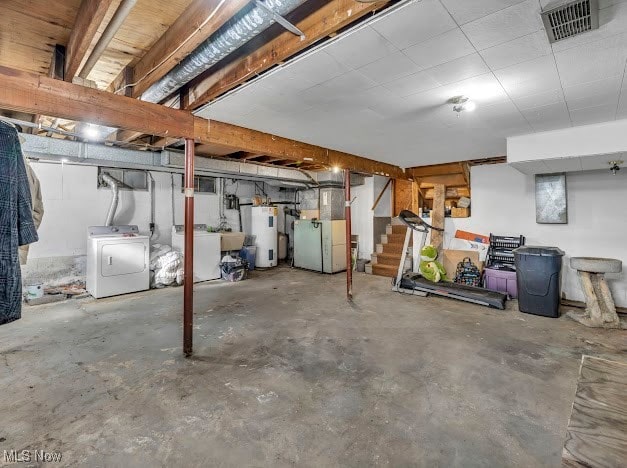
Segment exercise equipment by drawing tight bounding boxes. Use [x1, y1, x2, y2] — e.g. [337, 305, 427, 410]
[392, 210, 507, 310]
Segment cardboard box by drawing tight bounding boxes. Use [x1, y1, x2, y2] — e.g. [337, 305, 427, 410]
[442, 249, 483, 279]
[300, 209, 320, 220]
[220, 232, 245, 251]
[451, 207, 470, 218]
[455, 230, 489, 244]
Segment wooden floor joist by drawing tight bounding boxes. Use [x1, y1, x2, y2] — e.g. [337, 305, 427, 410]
[0, 65, 407, 178]
[122, 0, 251, 99]
[65, 0, 115, 82]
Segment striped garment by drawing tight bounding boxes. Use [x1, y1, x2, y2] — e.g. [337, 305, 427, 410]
[0, 121, 38, 325]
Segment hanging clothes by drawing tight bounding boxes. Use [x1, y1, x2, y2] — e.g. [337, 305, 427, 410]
[19, 150, 44, 265]
[0, 121, 38, 325]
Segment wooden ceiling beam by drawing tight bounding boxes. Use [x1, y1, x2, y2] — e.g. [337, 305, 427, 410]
[0, 65, 193, 137]
[65, 0, 115, 81]
[240, 152, 265, 160]
[185, 0, 390, 110]
[0, 65, 407, 178]
[468, 156, 507, 166]
[193, 118, 407, 178]
[258, 156, 286, 164]
[122, 0, 250, 99]
[407, 162, 465, 178]
[417, 173, 467, 188]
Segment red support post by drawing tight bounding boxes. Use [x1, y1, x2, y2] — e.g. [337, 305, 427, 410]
[344, 168, 353, 300]
[183, 138, 195, 356]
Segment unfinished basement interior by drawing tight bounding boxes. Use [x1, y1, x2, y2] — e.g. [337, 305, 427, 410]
[1, 0, 626, 466]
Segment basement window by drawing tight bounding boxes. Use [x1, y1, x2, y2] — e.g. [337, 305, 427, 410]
[98, 167, 148, 191]
[181, 175, 216, 194]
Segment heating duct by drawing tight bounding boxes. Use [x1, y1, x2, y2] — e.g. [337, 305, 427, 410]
[141, 0, 307, 103]
[101, 173, 121, 226]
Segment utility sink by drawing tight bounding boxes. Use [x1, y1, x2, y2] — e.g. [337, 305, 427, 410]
[570, 257, 622, 274]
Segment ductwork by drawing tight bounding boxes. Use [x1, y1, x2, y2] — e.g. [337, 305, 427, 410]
[141, 0, 308, 104]
[101, 173, 121, 226]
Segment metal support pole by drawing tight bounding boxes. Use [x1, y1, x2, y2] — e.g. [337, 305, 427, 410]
[183, 138, 195, 356]
[344, 168, 353, 300]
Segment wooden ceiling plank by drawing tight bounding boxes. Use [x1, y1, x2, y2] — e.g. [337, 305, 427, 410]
[186, 0, 390, 110]
[124, 0, 250, 98]
[65, 0, 116, 81]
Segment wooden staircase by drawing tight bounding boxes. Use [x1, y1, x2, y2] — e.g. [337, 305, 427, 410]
[371, 223, 411, 278]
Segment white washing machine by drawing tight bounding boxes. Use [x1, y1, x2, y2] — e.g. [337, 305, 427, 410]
[86, 225, 150, 298]
[171, 224, 221, 282]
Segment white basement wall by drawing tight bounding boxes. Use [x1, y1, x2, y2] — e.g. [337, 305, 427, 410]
[350, 176, 375, 260]
[24, 161, 291, 284]
[447, 164, 627, 307]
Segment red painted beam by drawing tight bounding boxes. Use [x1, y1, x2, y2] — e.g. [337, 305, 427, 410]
[345, 169, 353, 300]
[183, 138, 195, 356]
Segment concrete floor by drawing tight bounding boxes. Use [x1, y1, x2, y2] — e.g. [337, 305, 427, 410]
[1, 267, 625, 467]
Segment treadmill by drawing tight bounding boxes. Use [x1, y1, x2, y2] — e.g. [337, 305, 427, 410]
[392, 210, 507, 310]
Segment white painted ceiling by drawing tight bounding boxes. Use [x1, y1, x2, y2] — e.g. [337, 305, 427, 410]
[196, 0, 627, 168]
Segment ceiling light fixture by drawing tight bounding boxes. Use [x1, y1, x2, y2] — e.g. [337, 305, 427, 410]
[451, 96, 475, 115]
[83, 123, 100, 140]
[332, 166, 340, 173]
[609, 160, 623, 175]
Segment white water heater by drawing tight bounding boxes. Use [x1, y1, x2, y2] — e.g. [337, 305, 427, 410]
[251, 205, 278, 268]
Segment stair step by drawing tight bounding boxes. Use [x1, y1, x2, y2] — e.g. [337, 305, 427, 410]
[386, 224, 408, 235]
[383, 243, 409, 254]
[386, 233, 407, 243]
[372, 264, 398, 278]
[376, 252, 402, 266]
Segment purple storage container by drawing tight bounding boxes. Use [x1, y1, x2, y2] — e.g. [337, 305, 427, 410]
[484, 268, 518, 298]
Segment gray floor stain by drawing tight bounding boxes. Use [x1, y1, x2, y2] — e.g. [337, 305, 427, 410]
[1, 266, 625, 467]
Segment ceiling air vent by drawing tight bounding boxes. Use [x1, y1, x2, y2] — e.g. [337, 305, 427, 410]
[541, 0, 599, 43]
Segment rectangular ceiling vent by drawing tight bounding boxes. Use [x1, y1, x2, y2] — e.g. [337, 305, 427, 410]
[541, 0, 599, 43]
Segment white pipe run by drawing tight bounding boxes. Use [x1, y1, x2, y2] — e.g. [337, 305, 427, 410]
[79, 0, 138, 79]
[101, 173, 120, 226]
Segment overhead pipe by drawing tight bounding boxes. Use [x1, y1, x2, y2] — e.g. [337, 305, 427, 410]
[101, 173, 121, 226]
[79, 0, 138, 79]
[141, 0, 308, 103]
